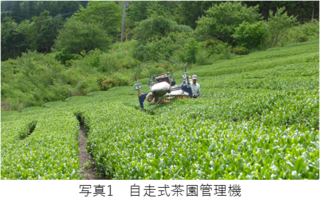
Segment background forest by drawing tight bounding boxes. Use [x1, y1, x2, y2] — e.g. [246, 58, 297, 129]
[1, 1, 319, 110]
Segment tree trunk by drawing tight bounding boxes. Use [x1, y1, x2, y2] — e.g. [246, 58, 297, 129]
[121, 1, 126, 43]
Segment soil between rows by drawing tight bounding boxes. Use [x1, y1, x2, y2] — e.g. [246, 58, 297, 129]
[78, 125, 107, 180]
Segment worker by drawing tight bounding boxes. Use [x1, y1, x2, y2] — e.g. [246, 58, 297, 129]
[190, 75, 200, 98]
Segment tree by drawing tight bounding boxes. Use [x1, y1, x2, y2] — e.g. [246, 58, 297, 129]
[1, 1, 15, 12]
[1, 17, 25, 61]
[11, 1, 22, 23]
[28, 0, 37, 18]
[195, 2, 262, 45]
[267, 7, 297, 47]
[133, 14, 192, 42]
[127, 0, 150, 22]
[53, 17, 111, 57]
[59, 1, 80, 14]
[232, 21, 268, 49]
[73, 1, 122, 41]
[23, 10, 63, 54]
[176, 1, 218, 29]
[183, 38, 199, 64]
[79, 1, 88, 9]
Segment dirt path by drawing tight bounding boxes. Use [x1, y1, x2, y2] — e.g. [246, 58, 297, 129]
[78, 125, 107, 179]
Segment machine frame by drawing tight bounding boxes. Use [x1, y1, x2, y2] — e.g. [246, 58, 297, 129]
[134, 63, 192, 108]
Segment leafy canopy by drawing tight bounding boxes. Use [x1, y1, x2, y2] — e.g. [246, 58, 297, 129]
[195, 2, 262, 44]
[232, 21, 268, 49]
[73, 1, 122, 40]
[53, 17, 110, 56]
[133, 14, 192, 42]
[267, 7, 297, 47]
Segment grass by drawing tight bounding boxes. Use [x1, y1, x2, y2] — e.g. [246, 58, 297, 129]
[1, 39, 319, 180]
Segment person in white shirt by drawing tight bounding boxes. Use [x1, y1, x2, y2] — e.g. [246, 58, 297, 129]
[190, 75, 200, 98]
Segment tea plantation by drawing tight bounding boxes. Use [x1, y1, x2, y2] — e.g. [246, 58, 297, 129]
[1, 39, 319, 180]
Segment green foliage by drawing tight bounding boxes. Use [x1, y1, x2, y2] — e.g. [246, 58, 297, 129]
[73, 1, 122, 41]
[233, 47, 250, 55]
[1, 17, 27, 61]
[11, 1, 22, 23]
[54, 48, 82, 65]
[132, 29, 192, 63]
[0, 50, 94, 110]
[266, 7, 297, 48]
[213, 42, 233, 60]
[18, 121, 37, 140]
[297, 35, 309, 42]
[126, 1, 177, 29]
[233, 21, 268, 49]
[1, 111, 81, 179]
[1, 39, 319, 180]
[53, 17, 111, 56]
[27, 10, 63, 53]
[112, 72, 130, 86]
[100, 79, 117, 91]
[182, 38, 199, 64]
[133, 14, 192, 42]
[145, 37, 180, 61]
[195, 2, 262, 44]
[281, 20, 319, 46]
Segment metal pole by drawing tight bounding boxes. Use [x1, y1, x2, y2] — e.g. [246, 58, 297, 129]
[121, 1, 126, 43]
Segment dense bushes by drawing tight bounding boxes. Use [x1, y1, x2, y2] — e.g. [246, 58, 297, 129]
[133, 14, 193, 42]
[101, 79, 117, 91]
[297, 35, 309, 42]
[282, 20, 319, 45]
[232, 47, 250, 55]
[232, 21, 268, 50]
[1, 51, 100, 110]
[195, 2, 261, 44]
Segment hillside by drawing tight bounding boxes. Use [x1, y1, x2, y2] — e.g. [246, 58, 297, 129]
[1, 39, 319, 180]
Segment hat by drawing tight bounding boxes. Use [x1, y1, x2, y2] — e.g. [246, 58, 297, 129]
[192, 75, 198, 80]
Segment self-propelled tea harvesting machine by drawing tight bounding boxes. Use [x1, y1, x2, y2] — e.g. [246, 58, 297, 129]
[133, 63, 192, 109]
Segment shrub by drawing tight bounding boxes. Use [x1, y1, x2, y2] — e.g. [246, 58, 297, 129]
[232, 21, 268, 49]
[1, 101, 11, 111]
[133, 14, 181, 41]
[281, 20, 318, 46]
[148, 37, 180, 61]
[74, 77, 99, 96]
[97, 75, 108, 90]
[214, 42, 232, 59]
[121, 59, 140, 69]
[297, 34, 310, 42]
[265, 7, 297, 48]
[112, 72, 130, 86]
[196, 49, 211, 65]
[232, 47, 250, 55]
[204, 39, 224, 56]
[101, 79, 117, 91]
[54, 48, 81, 65]
[183, 38, 199, 64]
[204, 39, 223, 48]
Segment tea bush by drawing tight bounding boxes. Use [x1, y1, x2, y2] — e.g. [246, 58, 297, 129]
[1, 39, 318, 180]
